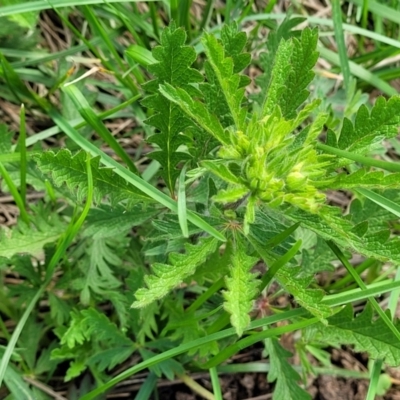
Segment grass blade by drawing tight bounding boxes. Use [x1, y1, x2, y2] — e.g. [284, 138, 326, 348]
[23, 95, 140, 148]
[332, 0, 351, 92]
[178, 164, 189, 238]
[209, 367, 223, 400]
[327, 241, 400, 342]
[323, 279, 400, 307]
[316, 143, 400, 172]
[366, 359, 384, 400]
[318, 46, 397, 96]
[355, 188, 400, 219]
[0, 0, 158, 16]
[18, 104, 27, 206]
[62, 84, 138, 173]
[0, 162, 29, 224]
[349, 0, 400, 25]
[202, 317, 319, 368]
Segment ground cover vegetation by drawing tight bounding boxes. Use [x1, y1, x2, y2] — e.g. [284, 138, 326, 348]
[1, 1, 400, 399]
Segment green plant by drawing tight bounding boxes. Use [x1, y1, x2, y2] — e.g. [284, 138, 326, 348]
[2, 5, 400, 399]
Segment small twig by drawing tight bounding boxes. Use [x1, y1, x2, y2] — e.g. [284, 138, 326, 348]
[178, 373, 215, 400]
[23, 376, 68, 400]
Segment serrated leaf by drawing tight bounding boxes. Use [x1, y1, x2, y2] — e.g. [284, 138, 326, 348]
[299, 238, 336, 275]
[0, 205, 66, 258]
[74, 238, 123, 305]
[201, 160, 241, 184]
[132, 237, 219, 308]
[265, 338, 311, 400]
[327, 96, 400, 156]
[159, 83, 229, 145]
[213, 185, 249, 203]
[350, 193, 400, 232]
[288, 208, 400, 266]
[202, 29, 248, 130]
[83, 204, 158, 239]
[322, 169, 400, 190]
[255, 16, 306, 107]
[276, 267, 332, 321]
[35, 149, 148, 204]
[200, 23, 251, 128]
[142, 22, 203, 194]
[309, 304, 400, 366]
[223, 236, 259, 336]
[262, 28, 318, 120]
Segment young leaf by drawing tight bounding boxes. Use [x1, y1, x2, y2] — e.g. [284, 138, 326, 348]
[223, 236, 259, 336]
[255, 16, 306, 107]
[202, 28, 249, 130]
[262, 28, 318, 120]
[132, 237, 219, 308]
[142, 22, 203, 195]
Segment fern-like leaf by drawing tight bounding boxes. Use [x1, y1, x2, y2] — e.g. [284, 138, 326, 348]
[265, 338, 311, 400]
[72, 238, 124, 305]
[309, 304, 400, 366]
[35, 149, 148, 204]
[52, 308, 134, 379]
[142, 22, 203, 195]
[223, 236, 259, 336]
[132, 237, 219, 308]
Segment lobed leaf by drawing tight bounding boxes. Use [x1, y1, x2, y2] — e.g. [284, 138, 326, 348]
[262, 28, 318, 120]
[323, 169, 400, 190]
[202, 30, 248, 131]
[309, 304, 400, 366]
[132, 237, 219, 308]
[326, 96, 400, 156]
[223, 236, 259, 336]
[276, 267, 332, 321]
[142, 22, 203, 194]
